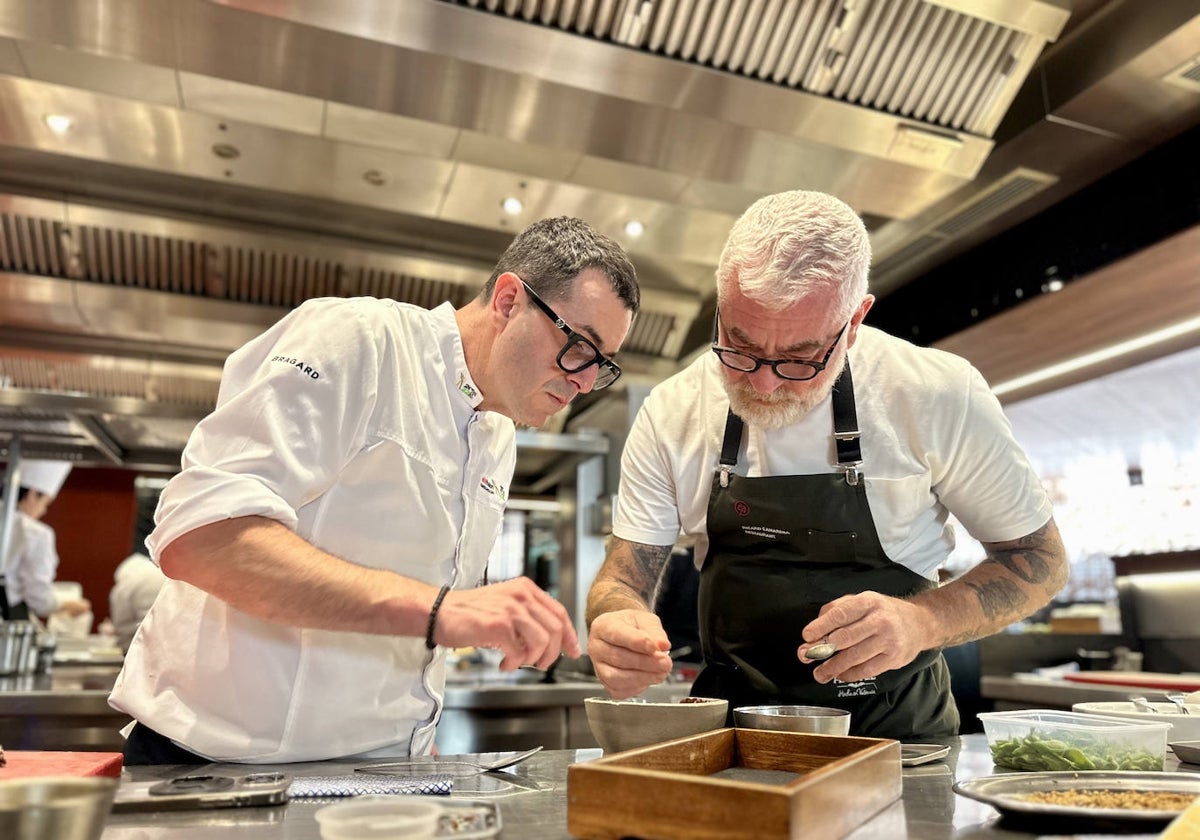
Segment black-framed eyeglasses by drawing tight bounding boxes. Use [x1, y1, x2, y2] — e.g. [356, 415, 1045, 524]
[520, 279, 622, 391]
[711, 313, 849, 381]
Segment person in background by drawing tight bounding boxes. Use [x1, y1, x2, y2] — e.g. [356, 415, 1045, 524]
[586, 190, 1068, 741]
[1, 460, 92, 622]
[108, 533, 167, 652]
[110, 216, 640, 764]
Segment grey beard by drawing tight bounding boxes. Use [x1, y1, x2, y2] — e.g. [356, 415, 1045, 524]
[723, 376, 835, 430]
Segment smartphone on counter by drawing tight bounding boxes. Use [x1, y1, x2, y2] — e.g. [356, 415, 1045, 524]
[111, 772, 292, 813]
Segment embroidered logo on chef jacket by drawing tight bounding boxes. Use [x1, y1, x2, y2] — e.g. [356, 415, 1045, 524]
[456, 372, 478, 399]
[270, 355, 321, 379]
[479, 476, 508, 502]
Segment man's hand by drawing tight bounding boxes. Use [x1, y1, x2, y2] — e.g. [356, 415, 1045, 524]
[433, 577, 581, 672]
[587, 609, 673, 699]
[59, 598, 92, 618]
[798, 591, 932, 684]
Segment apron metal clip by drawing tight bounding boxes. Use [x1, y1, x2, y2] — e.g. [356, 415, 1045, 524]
[842, 462, 863, 486]
[718, 465, 732, 488]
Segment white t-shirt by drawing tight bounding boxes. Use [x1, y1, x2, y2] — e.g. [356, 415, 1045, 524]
[110, 298, 516, 763]
[613, 326, 1053, 579]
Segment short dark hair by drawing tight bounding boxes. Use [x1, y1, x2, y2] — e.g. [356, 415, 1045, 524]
[479, 217, 639, 313]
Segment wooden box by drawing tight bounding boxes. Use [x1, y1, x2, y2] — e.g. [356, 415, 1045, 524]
[567, 727, 900, 840]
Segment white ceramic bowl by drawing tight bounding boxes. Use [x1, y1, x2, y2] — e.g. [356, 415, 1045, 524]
[315, 795, 444, 840]
[1072, 701, 1200, 743]
[584, 696, 728, 753]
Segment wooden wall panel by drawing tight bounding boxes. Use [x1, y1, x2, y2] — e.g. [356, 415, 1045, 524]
[934, 224, 1200, 403]
[41, 466, 138, 628]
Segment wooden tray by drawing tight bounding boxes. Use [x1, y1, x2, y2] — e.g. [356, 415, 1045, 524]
[567, 728, 900, 840]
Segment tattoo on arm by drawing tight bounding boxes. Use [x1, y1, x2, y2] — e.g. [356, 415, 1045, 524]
[947, 519, 1068, 643]
[587, 538, 673, 625]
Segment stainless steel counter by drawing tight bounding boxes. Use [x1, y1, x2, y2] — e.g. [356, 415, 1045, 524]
[0, 662, 690, 754]
[0, 664, 130, 751]
[99, 734, 1199, 839]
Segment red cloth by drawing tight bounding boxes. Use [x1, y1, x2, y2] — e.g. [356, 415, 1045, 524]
[0, 751, 123, 779]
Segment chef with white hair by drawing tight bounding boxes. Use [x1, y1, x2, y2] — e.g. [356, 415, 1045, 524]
[1, 459, 91, 621]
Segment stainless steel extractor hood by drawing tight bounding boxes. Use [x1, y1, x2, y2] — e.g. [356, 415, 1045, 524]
[0, 0, 1198, 484]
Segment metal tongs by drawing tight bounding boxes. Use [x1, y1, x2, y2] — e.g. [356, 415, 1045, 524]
[355, 746, 543, 778]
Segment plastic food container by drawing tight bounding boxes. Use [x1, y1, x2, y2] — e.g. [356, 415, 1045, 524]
[315, 795, 444, 840]
[978, 709, 1171, 772]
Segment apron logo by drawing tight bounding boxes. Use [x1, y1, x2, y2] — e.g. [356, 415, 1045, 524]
[834, 678, 879, 699]
[733, 500, 750, 516]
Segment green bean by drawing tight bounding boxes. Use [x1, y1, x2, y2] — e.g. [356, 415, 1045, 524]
[988, 730, 1164, 772]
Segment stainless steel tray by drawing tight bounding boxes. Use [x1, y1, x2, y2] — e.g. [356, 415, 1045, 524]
[954, 771, 1200, 824]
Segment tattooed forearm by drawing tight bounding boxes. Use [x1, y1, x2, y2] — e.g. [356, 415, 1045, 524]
[586, 537, 673, 627]
[986, 531, 1056, 585]
[979, 519, 1069, 602]
[963, 578, 1027, 624]
[923, 518, 1068, 648]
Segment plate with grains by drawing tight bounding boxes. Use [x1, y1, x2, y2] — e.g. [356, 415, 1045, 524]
[954, 772, 1200, 825]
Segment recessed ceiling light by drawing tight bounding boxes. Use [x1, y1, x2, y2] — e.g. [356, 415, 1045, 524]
[624, 219, 645, 238]
[1044, 279, 1065, 293]
[501, 197, 524, 215]
[43, 114, 73, 134]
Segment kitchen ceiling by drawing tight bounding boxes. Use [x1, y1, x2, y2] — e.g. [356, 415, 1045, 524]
[0, 0, 1198, 484]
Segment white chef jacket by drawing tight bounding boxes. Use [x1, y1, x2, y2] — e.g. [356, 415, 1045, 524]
[3, 511, 62, 615]
[614, 325, 1053, 578]
[109, 553, 167, 651]
[109, 298, 516, 763]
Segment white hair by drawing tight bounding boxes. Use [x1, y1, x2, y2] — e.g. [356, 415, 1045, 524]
[716, 191, 871, 318]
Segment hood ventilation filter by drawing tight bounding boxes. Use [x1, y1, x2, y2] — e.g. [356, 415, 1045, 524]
[1164, 53, 1200, 93]
[447, 0, 1052, 134]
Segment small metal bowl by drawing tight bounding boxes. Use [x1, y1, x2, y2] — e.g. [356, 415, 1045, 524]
[733, 704, 851, 735]
[0, 776, 117, 840]
[1170, 741, 1200, 765]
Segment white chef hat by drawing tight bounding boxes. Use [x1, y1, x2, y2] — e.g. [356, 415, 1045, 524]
[19, 460, 73, 498]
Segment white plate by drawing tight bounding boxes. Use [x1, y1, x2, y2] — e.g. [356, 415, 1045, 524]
[954, 771, 1200, 825]
[1072, 701, 1200, 742]
[900, 744, 950, 766]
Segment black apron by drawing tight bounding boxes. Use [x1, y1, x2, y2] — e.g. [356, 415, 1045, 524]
[693, 364, 959, 741]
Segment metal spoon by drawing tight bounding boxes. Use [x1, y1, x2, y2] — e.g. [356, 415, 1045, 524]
[804, 640, 837, 662]
[1166, 694, 1191, 715]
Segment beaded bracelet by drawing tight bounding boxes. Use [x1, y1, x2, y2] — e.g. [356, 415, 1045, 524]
[424, 584, 451, 650]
